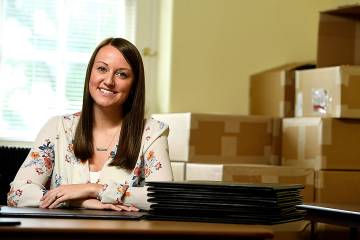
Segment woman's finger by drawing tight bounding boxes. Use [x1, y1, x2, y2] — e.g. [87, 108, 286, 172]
[114, 204, 136, 212]
[128, 205, 139, 212]
[40, 190, 52, 201]
[48, 194, 66, 209]
[40, 192, 59, 208]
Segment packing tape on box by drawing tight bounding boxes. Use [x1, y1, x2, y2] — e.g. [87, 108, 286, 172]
[261, 175, 279, 183]
[280, 71, 286, 87]
[321, 119, 332, 145]
[295, 71, 300, 90]
[295, 92, 303, 117]
[221, 136, 237, 156]
[297, 125, 305, 161]
[335, 105, 341, 117]
[187, 153, 273, 164]
[315, 170, 324, 189]
[342, 68, 360, 86]
[279, 101, 285, 116]
[224, 119, 240, 133]
[186, 164, 223, 181]
[335, 67, 341, 85]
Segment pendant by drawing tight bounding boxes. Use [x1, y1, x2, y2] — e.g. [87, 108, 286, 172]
[96, 147, 108, 151]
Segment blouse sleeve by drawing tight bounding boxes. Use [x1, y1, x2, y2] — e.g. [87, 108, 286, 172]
[98, 125, 173, 210]
[7, 117, 58, 207]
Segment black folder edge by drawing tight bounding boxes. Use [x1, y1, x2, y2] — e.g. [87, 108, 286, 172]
[144, 213, 305, 225]
[146, 181, 304, 191]
[0, 206, 146, 220]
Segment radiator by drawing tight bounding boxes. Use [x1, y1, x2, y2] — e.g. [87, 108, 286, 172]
[0, 146, 30, 205]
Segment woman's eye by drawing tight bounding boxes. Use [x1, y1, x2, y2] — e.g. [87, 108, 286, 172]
[97, 66, 107, 72]
[116, 71, 128, 78]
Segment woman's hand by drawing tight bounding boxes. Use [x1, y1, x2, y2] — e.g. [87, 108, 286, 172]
[40, 183, 102, 209]
[70, 199, 139, 212]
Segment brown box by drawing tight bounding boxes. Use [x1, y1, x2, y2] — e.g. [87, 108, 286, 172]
[317, 5, 360, 67]
[186, 163, 314, 203]
[152, 113, 281, 165]
[315, 170, 360, 204]
[295, 66, 360, 118]
[250, 63, 315, 118]
[282, 117, 360, 170]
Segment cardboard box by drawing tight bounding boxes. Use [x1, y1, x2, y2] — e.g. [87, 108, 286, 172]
[152, 113, 281, 165]
[317, 5, 360, 67]
[282, 117, 360, 170]
[250, 63, 315, 117]
[186, 163, 314, 203]
[170, 161, 185, 181]
[315, 170, 360, 204]
[295, 66, 360, 118]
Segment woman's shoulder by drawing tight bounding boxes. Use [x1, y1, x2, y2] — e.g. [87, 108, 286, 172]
[59, 112, 81, 133]
[62, 112, 81, 122]
[142, 118, 169, 143]
[144, 118, 169, 133]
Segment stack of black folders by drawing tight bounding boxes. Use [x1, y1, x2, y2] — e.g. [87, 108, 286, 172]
[145, 181, 305, 224]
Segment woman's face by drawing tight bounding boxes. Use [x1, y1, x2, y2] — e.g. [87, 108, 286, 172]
[89, 44, 134, 111]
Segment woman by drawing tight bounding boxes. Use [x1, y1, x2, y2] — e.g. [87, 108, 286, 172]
[7, 37, 172, 211]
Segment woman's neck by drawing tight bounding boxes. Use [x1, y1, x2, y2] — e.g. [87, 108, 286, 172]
[93, 106, 123, 130]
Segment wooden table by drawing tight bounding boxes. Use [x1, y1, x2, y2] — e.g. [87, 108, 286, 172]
[0, 217, 274, 240]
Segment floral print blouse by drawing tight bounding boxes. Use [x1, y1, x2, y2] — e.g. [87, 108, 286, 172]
[7, 113, 173, 210]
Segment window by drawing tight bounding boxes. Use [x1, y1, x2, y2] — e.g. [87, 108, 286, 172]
[0, 0, 137, 142]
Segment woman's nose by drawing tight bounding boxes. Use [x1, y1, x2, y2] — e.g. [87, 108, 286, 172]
[103, 73, 115, 86]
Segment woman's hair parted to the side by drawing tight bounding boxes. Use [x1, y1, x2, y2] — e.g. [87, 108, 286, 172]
[73, 37, 145, 170]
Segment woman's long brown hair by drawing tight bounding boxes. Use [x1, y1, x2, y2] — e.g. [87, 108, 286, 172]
[73, 37, 145, 170]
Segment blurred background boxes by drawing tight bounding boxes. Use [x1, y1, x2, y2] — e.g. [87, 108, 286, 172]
[282, 117, 360, 170]
[315, 170, 360, 204]
[152, 113, 281, 165]
[295, 65, 360, 118]
[250, 63, 315, 118]
[185, 163, 314, 203]
[317, 5, 360, 67]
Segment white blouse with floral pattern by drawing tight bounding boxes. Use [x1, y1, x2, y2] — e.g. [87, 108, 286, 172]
[7, 113, 173, 210]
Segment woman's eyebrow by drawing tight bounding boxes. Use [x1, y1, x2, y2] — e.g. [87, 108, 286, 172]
[95, 61, 108, 66]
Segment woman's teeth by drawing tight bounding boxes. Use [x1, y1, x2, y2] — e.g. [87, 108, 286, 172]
[99, 88, 115, 95]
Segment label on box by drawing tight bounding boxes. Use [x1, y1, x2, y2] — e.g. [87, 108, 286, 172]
[296, 92, 303, 117]
[312, 88, 331, 115]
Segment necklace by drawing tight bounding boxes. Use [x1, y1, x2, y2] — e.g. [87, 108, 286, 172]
[95, 127, 120, 152]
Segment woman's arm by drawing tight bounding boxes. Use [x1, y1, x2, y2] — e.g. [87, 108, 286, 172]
[7, 117, 58, 207]
[98, 126, 173, 210]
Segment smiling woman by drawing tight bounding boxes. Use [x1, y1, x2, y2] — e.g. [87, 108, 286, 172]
[7, 38, 173, 212]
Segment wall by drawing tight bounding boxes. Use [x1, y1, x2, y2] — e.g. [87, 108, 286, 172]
[157, 0, 359, 115]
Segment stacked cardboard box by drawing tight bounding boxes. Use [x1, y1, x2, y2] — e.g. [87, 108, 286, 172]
[152, 113, 281, 165]
[295, 66, 360, 118]
[281, 5, 360, 209]
[157, 6, 360, 237]
[250, 63, 315, 118]
[278, 5, 360, 239]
